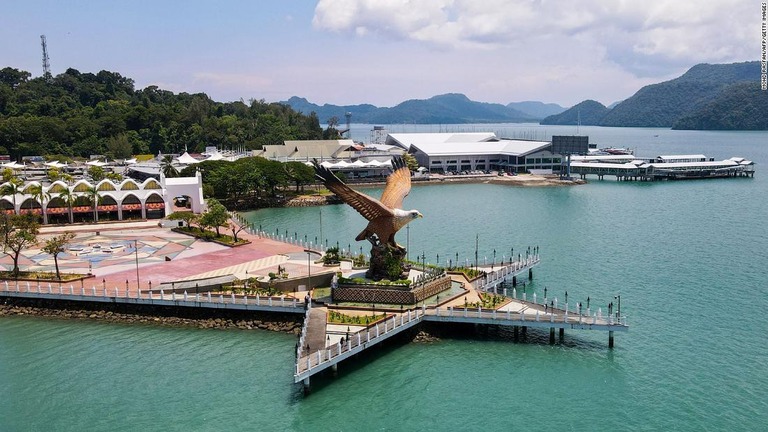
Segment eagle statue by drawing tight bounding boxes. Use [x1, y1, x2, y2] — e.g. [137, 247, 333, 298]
[313, 155, 422, 251]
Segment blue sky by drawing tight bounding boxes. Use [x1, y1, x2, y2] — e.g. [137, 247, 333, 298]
[0, 1, 760, 108]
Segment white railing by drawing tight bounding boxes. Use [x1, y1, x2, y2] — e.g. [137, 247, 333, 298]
[0, 279, 304, 311]
[296, 309, 424, 376]
[426, 305, 625, 327]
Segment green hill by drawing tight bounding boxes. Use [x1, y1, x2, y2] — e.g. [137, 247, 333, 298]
[282, 93, 535, 124]
[600, 62, 760, 127]
[539, 100, 609, 125]
[0, 67, 323, 160]
[672, 81, 768, 130]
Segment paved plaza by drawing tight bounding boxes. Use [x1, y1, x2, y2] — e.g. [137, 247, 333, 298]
[0, 221, 325, 297]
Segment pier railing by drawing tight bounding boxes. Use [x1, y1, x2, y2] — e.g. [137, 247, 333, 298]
[0, 279, 306, 313]
[475, 253, 540, 290]
[295, 308, 425, 382]
[425, 304, 628, 329]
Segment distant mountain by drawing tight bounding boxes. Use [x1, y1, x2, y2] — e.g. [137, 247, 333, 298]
[539, 100, 609, 126]
[281, 93, 535, 124]
[600, 61, 760, 127]
[539, 61, 764, 129]
[672, 81, 768, 130]
[506, 101, 566, 119]
[281, 97, 378, 125]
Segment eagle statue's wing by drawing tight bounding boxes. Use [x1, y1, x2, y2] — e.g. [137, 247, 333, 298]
[379, 155, 412, 210]
[313, 160, 393, 221]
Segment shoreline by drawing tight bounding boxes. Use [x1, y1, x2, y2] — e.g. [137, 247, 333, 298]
[284, 174, 584, 207]
[0, 296, 302, 333]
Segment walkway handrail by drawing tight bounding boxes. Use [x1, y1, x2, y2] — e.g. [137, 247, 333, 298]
[0, 279, 305, 312]
[295, 309, 425, 377]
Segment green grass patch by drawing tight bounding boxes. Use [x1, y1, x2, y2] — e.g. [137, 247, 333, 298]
[327, 310, 387, 326]
[462, 292, 507, 309]
[0, 271, 86, 282]
[172, 226, 249, 246]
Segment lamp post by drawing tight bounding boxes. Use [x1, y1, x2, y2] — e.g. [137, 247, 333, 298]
[305, 249, 312, 292]
[615, 295, 621, 320]
[406, 224, 410, 261]
[134, 239, 140, 291]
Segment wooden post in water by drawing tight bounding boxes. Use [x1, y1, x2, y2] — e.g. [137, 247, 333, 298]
[609, 331, 614, 348]
[550, 327, 555, 344]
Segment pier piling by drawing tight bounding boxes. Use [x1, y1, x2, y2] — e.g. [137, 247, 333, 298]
[559, 328, 564, 341]
[550, 327, 555, 344]
[609, 331, 614, 348]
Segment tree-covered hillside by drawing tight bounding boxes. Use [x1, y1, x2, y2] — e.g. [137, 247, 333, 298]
[539, 100, 609, 125]
[283, 93, 534, 124]
[672, 82, 768, 130]
[0, 67, 323, 160]
[600, 62, 759, 127]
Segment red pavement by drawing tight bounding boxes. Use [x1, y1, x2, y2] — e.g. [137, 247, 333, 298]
[93, 227, 306, 295]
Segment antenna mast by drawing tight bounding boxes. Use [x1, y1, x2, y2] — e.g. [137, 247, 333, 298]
[40, 34, 52, 82]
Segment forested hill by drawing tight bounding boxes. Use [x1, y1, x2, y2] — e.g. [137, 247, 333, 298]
[672, 81, 768, 130]
[282, 93, 537, 124]
[540, 62, 764, 129]
[0, 67, 324, 160]
[539, 100, 609, 126]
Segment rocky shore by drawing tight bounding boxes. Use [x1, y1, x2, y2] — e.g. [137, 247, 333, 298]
[0, 297, 302, 334]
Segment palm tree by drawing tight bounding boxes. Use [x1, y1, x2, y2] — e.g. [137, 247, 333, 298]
[57, 188, 77, 224]
[84, 185, 100, 223]
[0, 179, 23, 215]
[160, 155, 179, 178]
[26, 183, 50, 224]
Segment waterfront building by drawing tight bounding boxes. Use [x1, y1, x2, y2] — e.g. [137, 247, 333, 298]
[0, 172, 205, 224]
[387, 132, 562, 173]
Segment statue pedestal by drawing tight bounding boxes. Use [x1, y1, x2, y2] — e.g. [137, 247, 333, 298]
[366, 243, 408, 281]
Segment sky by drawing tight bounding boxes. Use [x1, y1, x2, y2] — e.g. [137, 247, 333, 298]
[0, 0, 761, 108]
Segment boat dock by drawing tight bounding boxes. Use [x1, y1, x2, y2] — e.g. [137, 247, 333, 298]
[569, 154, 755, 181]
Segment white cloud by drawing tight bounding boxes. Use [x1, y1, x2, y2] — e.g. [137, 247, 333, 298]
[313, 0, 756, 76]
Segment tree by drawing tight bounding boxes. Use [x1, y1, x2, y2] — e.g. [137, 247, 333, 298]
[57, 188, 77, 224]
[26, 183, 50, 224]
[106, 133, 133, 159]
[0, 178, 23, 215]
[228, 221, 246, 243]
[199, 198, 228, 237]
[84, 185, 100, 222]
[87, 165, 106, 182]
[1, 168, 15, 183]
[167, 211, 199, 229]
[42, 232, 76, 279]
[402, 153, 419, 172]
[284, 161, 316, 192]
[47, 167, 61, 182]
[160, 154, 179, 178]
[0, 213, 40, 278]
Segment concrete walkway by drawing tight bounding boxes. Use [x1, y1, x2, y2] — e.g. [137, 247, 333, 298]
[304, 306, 328, 355]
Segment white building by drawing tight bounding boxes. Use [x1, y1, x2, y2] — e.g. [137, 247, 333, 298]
[0, 172, 205, 225]
[386, 133, 562, 174]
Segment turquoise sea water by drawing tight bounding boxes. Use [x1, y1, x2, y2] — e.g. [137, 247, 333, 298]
[2, 126, 767, 431]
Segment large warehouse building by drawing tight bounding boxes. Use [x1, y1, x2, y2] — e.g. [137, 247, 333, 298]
[385, 133, 564, 174]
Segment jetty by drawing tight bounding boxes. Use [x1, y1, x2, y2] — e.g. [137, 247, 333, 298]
[569, 154, 755, 181]
[0, 250, 629, 394]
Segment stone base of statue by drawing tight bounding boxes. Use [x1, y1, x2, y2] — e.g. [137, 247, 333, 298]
[332, 269, 451, 305]
[366, 243, 408, 281]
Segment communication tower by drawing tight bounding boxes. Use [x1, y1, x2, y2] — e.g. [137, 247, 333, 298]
[345, 112, 352, 138]
[40, 35, 52, 82]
